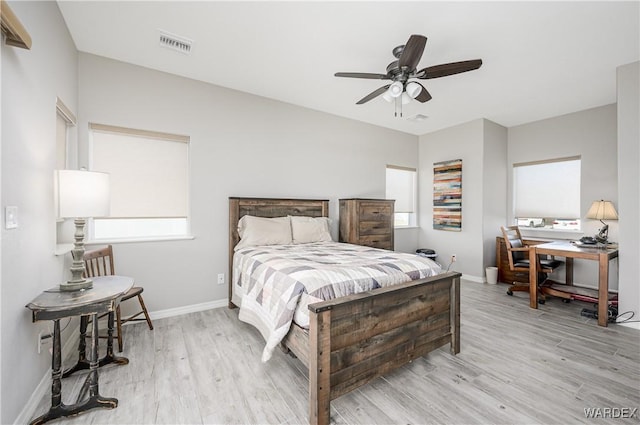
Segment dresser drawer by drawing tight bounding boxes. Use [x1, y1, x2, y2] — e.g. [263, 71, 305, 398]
[359, 220, 391, 236]
[340, 198, 394, 251]
[359, 203, 392, 221]
[359, 234, 393, 250]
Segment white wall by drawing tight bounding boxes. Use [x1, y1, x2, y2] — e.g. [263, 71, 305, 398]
[77, 53, 420, 314]
[1, 2, 78, 423]
[418, 119, 485, 279]
[418, 119, 507, 280]
[507, 105, 619, 289]
[617, 61, 640, 328]
[482, 120, 508, 272]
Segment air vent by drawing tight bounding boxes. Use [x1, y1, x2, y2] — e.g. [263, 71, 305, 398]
[407, 114, 429, 122]
[159, 30, 192, 55]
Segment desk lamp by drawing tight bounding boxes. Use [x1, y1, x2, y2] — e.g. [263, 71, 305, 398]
[55, 170, 110, 291]
[586, 200, 618, 244]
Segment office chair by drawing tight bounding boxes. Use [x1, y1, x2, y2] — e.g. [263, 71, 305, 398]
[84, 245, 154, 351]
[501, 226, 564, 303]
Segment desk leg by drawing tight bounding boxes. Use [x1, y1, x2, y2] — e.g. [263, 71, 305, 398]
[529, 247, 538, 309]
[597, 255, 609, 327]
[565, 258, 574, 286]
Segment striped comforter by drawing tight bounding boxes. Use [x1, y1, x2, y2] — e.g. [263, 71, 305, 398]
[233, 242, 441, 361]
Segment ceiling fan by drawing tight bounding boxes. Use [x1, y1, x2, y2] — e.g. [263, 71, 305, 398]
[335, 35, 482, 115]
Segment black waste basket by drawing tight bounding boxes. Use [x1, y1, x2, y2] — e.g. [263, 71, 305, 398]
[416, 248, 437, 261]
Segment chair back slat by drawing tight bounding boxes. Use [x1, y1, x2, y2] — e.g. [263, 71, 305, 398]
[83, 245, 115, 278]
[501, 226, 527, 270]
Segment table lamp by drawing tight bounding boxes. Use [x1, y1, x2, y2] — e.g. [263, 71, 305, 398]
[586, 200, 618, 243]
[55, 170, 110, 291]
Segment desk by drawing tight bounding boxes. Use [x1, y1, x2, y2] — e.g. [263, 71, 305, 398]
[26, 275, 134, 425]
[529, 242, 618, 327]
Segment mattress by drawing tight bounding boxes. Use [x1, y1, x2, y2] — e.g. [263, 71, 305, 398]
[232, 241, 442, 361]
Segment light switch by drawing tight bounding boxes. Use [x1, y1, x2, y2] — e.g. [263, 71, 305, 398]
[5, 206, 18, 229]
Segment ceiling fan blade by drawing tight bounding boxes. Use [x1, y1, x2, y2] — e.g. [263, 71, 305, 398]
[417, 59, 482, 79]
[413, 82, 432, 103]
[398, 35, 427, 71]
[335, 72, 390, 80]
[356, 85, 390, 104]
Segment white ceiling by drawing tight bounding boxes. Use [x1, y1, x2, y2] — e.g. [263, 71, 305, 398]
[57, 1, 639, 136]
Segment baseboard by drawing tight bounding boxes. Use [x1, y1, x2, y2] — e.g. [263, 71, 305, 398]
[15, 298, 228, 424]
[617, 321, 640, 330]
[461, 274, 484, 283]
[147, 299, 228, 321]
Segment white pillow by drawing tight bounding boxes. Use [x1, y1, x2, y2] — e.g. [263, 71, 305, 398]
[235, 215, 292, 250]
[290, 216, 332, 244]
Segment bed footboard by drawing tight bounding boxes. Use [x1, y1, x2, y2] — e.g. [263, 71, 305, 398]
[304, 271, 461, 425]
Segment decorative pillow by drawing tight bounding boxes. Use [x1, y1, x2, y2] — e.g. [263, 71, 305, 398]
[235, 215, 292, 250]
[290, 216, 332, 244]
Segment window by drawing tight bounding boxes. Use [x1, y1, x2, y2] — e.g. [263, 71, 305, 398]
[55, 98, 77, 254]
[386, 165, 417, 227]
[56, 98, 75, 169]
[89, 123, 190, 241]
[513, 156, 581, 230]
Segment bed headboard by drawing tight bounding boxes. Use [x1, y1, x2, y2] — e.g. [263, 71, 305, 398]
[227, 197, 330, 307]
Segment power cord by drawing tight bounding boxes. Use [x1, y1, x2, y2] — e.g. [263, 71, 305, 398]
[614, 310, 639, 324]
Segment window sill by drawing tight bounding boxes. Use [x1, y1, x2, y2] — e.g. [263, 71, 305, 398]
[56, 236, 195, 255]
[87, 235, 195, 245]
[394, 226, 420, 230]
[519, 228, 583, 241]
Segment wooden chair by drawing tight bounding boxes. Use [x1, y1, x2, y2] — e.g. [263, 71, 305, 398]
[500, 226, 564, 304]
[84, 245, 153, 352]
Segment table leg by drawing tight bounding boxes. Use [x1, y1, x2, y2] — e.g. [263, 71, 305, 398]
[104, 311, 129, 366]
[529, 247, 538, 309]
[597, 254, 609, 327]
[62, 315, 89, 378]
[77, 314, 119, 406]
[30, 316, 119, 425]
[63, 312, 128, 378]
[29, 321, 64, 425]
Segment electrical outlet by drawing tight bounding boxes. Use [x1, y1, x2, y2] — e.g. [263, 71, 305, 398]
[451, 254, 457, 263]
[217, 273, 225, 285]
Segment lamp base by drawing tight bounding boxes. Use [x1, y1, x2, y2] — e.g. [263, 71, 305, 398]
[59, 278, 93, 292]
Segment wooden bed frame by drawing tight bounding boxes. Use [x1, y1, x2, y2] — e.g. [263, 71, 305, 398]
[228, 197, 461, 425]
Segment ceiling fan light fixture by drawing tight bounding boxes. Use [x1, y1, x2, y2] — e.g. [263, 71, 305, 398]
[401, 92, 411, 105]
[382, 90, 394, 103]
[388, 81, 403, 98]
[406, 82, 421, 99]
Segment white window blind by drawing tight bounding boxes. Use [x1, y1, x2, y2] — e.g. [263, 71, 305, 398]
[90, 124, 189, 219]
[386, 165, 416, 213]
[513, 157, 580, 218]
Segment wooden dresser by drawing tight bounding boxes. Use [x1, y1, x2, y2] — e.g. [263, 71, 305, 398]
[339, 199, 394, 250]
[495, 235, 548, 283]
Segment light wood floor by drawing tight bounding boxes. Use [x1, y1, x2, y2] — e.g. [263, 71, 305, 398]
[32, 280, 640, 424]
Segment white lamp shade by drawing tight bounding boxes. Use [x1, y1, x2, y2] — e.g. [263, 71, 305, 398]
[56, 170, 110, 218]
[406, 82, 421, 99]
[401, 92, 411, 105]
[586, 200, 618, 220]
[389, 81, 403, 98]
[382, 90, 394, 103]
